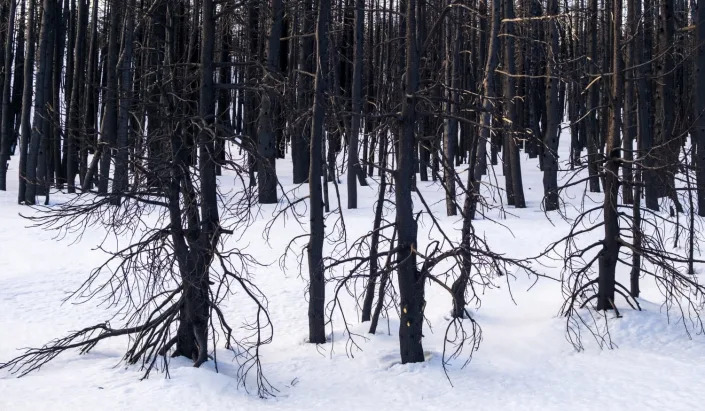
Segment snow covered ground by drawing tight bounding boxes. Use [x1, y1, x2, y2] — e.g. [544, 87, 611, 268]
[2, 135, 705, 410]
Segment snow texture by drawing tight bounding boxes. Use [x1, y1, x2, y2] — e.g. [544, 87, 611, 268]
[1, 134, 704, 410]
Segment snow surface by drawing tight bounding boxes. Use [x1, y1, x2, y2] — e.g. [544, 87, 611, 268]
[1, 133, 705, 410]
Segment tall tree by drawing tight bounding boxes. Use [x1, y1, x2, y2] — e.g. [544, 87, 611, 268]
[17, 0, 35, 203]
[543, 0, 561, 210]
[474, 0, 501, 186]
[502, 0, 525, 208]
[97, 0, 122, 194]
[695, 0, 705, 215]
[396, 0, 424, 363]
[347, 0, 368, 209]
[0, 0, 16, 191]
[307, 0, 331, 344]
[597, 0, 623, 310]
[257, 0, 284, 204]
[111, 0, 136, 203]
[443, 8, 460, 216]
[65, 0, 87, 193]
[25, 0, 56, 205]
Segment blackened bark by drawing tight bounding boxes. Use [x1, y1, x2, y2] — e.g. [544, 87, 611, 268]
[215, 25, 232, 177]
[0, 0, 16, 191]
[307, 0, 330, 344]
[347, 0, 367, 209]
[292, 0, 313, 185]
[245, 3, 260, 187]
[10, 0, 25, 158]
[78, 0, 98, 189]
[66, 0, 86, 193]
[444, 10, 460, 216]
[653, 0, 676, 204]
[474, 0, 500, 184]
[49, 0, 66, 188]
[502, 0, 525, 208]
[397, 0, 424, 364]
[586, 0, 601, 193]
[622, 0, 636, 205]
[174, 0, 218, 367]
[257, 0, 284, 204]
[597, 0, 622, 311]
[61, 0, 73, 187]
[97, 0, 122, 194]
[695, 0, 705, 215]
[17, 0, 35, 203]
[362, 139, 388, 322]
[640, 0, 657, 210]
[25, 0, 55, 205]
[543, 0, 561, 210]
[111, 0, 135, 203]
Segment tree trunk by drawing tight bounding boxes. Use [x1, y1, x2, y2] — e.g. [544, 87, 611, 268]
[695, 0, 705, 215]
[0, 0, 16, 191]
[97, 0, 121, 194]
[597, 0, 622, 311]
[66, 0, 86, 193]
[17, 0, 35, 204]
[474, 0, 500, 185]
[307, 0, 331, 344]
[292, 0, 313, 185]
[257, 0, 284, 204]
[586, 0, 601, 193]
[25, 0, 55, 205]
[347, 0, 367, 209]
[543, 0, 561, 210]
[503, 0, 525, 208]
[361, 138, 387, 321]
[174, 0, 218, 367]
[111, 0, 135, 203]
[444, 9, 460, 216]
[396, 0, 424, 364]
[653, 0, 676, 205]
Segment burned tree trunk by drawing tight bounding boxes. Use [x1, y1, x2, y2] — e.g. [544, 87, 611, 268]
[111, 0, 135, 204]
[695, 0, 705, 215]
[597, 0, 623, 311]
[0, 0, 16, 191]
[444, 11, 460, 216]
[17, 0, 35, 203]
[257, 0, 284, 204]
[653, 0, 677, 208]
[292, 0, 313, 184]
[473, 0, 500, 189]
[97, 0, 122, 194]
[172, 0, 219, 366]
[307, 0, 331, 344]
[621, 0, 636, 205]
[586, 0, 601, 193]
[347, 0, 368, 209]
[502, 0, 525, 208]
[396, 0, 425, 364]
[542, 0, 561, 210]
[66, 0, 87, 193]
[25, 0, 55, 205]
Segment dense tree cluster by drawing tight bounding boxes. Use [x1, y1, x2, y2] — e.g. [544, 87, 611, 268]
[1, 0, 705, 398]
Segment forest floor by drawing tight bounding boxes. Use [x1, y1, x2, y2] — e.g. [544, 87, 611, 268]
[1, 135, 705, 410]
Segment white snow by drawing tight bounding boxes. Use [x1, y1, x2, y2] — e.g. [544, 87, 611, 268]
[1, 132, 705, 410]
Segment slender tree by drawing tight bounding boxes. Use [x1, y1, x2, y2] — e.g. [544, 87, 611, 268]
[396, 0, 424, 363]
[307, 0, 331, 344]
[695, 0, 705, 215]
[257, 0, 284, 204]
[0, 0, 16, 191]
[347, 0, 368, 209]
